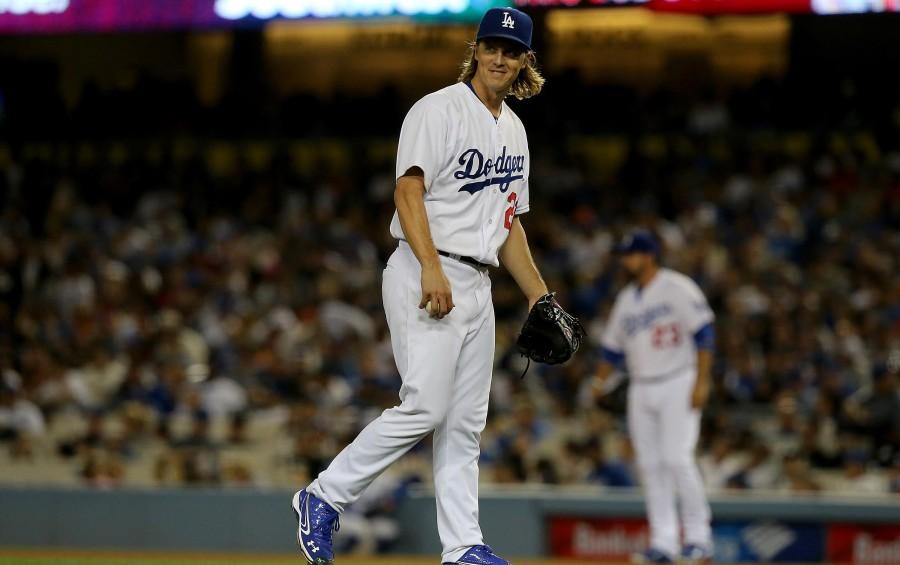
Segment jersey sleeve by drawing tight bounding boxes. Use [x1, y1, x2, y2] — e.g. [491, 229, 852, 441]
[395, 96, 447, 191]
[600, 297, 626, 354]
[675, 276, 715, 333]
[515, 132, 530, 215]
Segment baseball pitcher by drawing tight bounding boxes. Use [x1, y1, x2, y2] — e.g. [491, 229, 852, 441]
[291, 8, 582, 565]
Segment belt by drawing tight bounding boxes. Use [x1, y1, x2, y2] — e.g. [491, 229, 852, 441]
[438, 250, 490, 271]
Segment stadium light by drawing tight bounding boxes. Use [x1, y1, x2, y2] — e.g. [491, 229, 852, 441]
[0, 0, 68, 14]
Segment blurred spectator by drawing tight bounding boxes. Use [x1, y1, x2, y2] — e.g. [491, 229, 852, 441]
[890, 455, 900, 494]
[699, 436, 744, 491]
[334, 473, 411, 554]
[584, 438, 636, 488]
[779, 452, 822, 494]
[0, 377, 45, 458]
[832, 449, 886, 494]
[725, 439, 778, 491]
[58, 412, 107, 458]
[156, 411, 221, 485]
[65, 343, 128, 411]
[80, 447, 125, 489]
[843, 364, 900, 466]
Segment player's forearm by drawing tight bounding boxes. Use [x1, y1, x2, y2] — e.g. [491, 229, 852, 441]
[394, 175, 440, 268]
[499, 216, 548, 306]
[696, 349, 713, 388]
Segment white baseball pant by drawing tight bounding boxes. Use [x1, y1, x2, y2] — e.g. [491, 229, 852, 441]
[308, 241, 495, 563]
[628, 370, 712, 557]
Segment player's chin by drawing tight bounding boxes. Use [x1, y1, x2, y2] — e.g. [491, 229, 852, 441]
[493, 78, 517, 93]
[485, 72, 512, 88]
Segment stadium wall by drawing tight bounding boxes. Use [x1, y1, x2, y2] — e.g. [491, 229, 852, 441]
[1, 487, 898, 562]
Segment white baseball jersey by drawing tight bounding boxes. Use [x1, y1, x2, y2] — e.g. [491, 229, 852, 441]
[389, 82, 530, 267]
[602, 268, 714, 380]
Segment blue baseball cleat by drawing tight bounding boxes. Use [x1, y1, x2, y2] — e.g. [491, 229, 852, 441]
[631, 548, 676, 564]
[680, 544, 714, 564]
[291, 489, 340, 565]
[442, 545, 511, 565]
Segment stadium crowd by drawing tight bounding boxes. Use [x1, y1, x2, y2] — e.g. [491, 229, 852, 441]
[1, 75, 899, 502]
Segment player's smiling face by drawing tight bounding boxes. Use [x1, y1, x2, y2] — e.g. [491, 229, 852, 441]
[473, 38, 528, 94]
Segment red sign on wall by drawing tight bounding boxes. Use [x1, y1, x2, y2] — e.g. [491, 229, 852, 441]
[827, 524, 900, 565]
[548, 517, 649, 560]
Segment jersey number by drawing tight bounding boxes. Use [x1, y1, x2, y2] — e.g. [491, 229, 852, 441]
[504, 192, 517, 230]
[651, 323, 681, 349]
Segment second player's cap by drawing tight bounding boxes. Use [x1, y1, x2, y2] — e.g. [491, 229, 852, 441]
[476, 7, 533, 51]
[615, 230, 660, 255]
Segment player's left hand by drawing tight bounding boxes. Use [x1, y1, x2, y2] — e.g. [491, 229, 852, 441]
[515, 292, 586, 366]
[690, 379, 709, 409]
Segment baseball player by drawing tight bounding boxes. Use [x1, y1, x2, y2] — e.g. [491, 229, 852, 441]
[593, 231, 715, 564]
[292, 8, 550, 565]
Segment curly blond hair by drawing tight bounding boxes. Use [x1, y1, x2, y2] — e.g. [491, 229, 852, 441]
[457, 41, 545, 100]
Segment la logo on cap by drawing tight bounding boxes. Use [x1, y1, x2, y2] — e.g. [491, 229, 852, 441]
[501, 11, 515, 29]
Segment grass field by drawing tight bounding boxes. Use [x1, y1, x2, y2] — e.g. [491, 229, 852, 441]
[0, 553, 589, 565]
[0, 551, 822, 565]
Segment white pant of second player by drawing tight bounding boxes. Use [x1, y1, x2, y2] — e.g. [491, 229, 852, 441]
[628, 371, 712, 557]
[307, 241, 494, 564]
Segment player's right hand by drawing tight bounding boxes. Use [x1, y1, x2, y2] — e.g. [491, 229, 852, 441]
[420, 263, 454, 319]
[591, 361, 613, 399]
[591, 377, 607, 400]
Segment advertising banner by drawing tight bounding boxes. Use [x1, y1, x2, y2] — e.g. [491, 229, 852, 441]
[827, 524, 900, 565]
[548, 517, 649, 560]
[547, 516, 826, 562]
[712, 521, 825, 563]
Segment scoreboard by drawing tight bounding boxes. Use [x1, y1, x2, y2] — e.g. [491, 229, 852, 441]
[0, 0, 503, 33]
[1, 0, 897, 34]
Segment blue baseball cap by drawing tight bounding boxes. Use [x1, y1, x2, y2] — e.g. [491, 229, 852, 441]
[476, 7, 533, 51]
[615, 230, 660, 255]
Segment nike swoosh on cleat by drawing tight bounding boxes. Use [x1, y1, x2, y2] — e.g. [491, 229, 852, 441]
[299, 494, 312, 536]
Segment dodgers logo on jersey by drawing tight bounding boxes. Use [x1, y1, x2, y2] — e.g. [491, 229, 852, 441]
[623, 303, 673, 337]
[454, 146, 525, 195]
[501, 11, 515, 29]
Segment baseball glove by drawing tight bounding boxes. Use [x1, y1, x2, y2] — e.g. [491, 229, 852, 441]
[516, 293, 586, 366]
